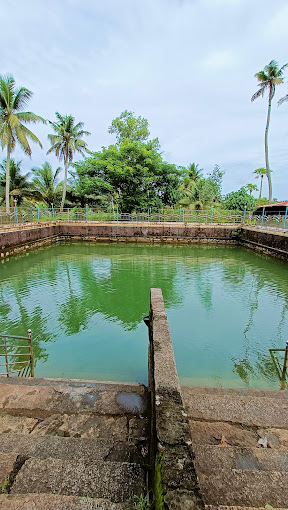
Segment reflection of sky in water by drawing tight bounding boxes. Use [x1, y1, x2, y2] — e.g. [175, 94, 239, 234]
[1, 243, 288, 389]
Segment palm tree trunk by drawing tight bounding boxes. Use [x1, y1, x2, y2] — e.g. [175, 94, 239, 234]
[60, 155, 68, 213]
[265, 92, 272, 203]
[259, 175, 263, 200]
[5, 145, 11, 214]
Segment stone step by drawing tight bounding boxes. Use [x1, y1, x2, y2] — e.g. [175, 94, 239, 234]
[0, 494, 125, 509]
[194, 443, 288, 475]
[182, 387, 288, 428]
[0, 434, 146, 465]
[193, 445, 288, 507]
[205, 506, 288, 510]
[0, 411, 148, 441]
[1, 377, 144, 392]
[182, 385, 288, 400]
[11, 457, 146, 503]
[198, 469, 288, 508]
[0, 381, 148, 419]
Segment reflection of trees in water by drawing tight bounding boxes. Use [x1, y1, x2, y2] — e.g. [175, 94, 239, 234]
[224, 251, 288, 387]
[1, 243, 288, 385]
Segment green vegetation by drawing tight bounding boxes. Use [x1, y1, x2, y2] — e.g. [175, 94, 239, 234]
[1, 68, 287, 215]
[0, 74, 45, 213]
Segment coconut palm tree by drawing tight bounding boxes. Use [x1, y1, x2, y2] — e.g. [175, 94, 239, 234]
[47, 113, 90, 211]
[251, 60, 287, 203]
[253, 167, 266, 200]
[245, 183, 258, 196]
[31, 162, 62, 206]
[0, 74, 45, 213]
[179, 163, 203, 207]
[0, 158, 32, 205]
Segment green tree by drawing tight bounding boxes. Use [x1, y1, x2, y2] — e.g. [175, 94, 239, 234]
[253, 167, 266, 200]
[47, 113, 90, 211]
[0, 159, 32, 205]
[74, 140, 181, 213]
[224, 187, 257, 211]
[0, 74, 45, 213]
[245, 183, 258, 196]
[251, 60, 287, 203]
[31, 162, 62, 205]
[108, 110, 150, 145]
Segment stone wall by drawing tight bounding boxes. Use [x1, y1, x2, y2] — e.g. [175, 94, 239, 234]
[0, 224, 60, 258]
[0, 222, 238, 258]
[239, 227, 288, 260]
[148, 288, 204, 510]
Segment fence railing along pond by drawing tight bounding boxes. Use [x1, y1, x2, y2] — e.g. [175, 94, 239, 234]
[0, 330, 34, 378]
[1, 206, 288, 229]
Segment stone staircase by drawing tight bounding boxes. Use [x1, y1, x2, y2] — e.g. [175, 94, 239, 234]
[182, 386, 288, 510]
[0, 377, 150, 509]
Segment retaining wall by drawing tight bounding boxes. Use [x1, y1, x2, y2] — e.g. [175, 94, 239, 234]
[1, 222, 288, 261]
[148, 288, 204, 510]
[0, 222, 238, 258]
[239, 226, 288, 260]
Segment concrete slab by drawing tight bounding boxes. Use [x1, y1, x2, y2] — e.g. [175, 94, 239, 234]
[11, 458, 146, 503]
[0, 494, 125, 509]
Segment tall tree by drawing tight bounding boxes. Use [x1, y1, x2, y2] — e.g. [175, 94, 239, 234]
[47, 113, 90, 211]
[0, 74, 45, 213]
[0, 158, 32, 205]
[108, 110, 150, 145]
[31, 162, 62, 205]
[251, 60, 287, 203]
[253, 167, 266, 200]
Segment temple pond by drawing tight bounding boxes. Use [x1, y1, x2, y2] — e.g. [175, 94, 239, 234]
[1, 242, 288, 389]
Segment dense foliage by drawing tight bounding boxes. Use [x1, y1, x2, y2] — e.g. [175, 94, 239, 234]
[224, 187, 257, 211]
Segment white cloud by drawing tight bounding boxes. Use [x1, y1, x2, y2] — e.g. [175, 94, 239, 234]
[202, 50, 236, 70]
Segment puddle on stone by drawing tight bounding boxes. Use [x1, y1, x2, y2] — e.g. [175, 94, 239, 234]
[235, 453, 262, 471]
[82, 392, 99, 406]
[116, 392, 144, 413]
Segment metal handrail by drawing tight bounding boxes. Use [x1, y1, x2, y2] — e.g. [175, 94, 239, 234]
[0, 330, 34, 378]
[269, 341, 288, 389]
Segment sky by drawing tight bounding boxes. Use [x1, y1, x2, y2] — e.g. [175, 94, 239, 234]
[1, 0, 288, 199]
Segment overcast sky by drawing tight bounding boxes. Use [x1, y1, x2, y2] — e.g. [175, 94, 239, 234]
[1, 0, 288, 199]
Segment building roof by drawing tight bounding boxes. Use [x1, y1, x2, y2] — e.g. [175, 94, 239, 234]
[256, 201, 288, 209]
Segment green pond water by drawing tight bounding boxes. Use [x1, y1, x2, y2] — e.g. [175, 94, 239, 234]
[1, 242, 288, 389]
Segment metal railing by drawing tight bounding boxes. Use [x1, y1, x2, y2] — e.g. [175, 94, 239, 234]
[1, 206, 288, 229]
[0, 207, 247, 226]
[269, 341, 288, 389]
[0, 330, 34, 378]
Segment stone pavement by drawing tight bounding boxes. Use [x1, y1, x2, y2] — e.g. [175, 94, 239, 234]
[0, 377, 150, 509]
[182, 386, 288, 509]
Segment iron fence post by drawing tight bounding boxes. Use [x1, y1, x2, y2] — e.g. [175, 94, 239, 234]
[14, 200, 18, 224]
[261, 207, 265, 226]
[284, 206, 288, 229]
[3, 336, 9, 377]
[86, 204, 88, 222]
[27, 329, 34, 378]
[37, 204, 40, 222]
[211, 207, 214, 223]
[51, 203, 54, 221]
[243, 207, 247, 224]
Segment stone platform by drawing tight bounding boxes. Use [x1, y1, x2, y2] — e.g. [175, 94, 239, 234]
[0, 377, 150, 509]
